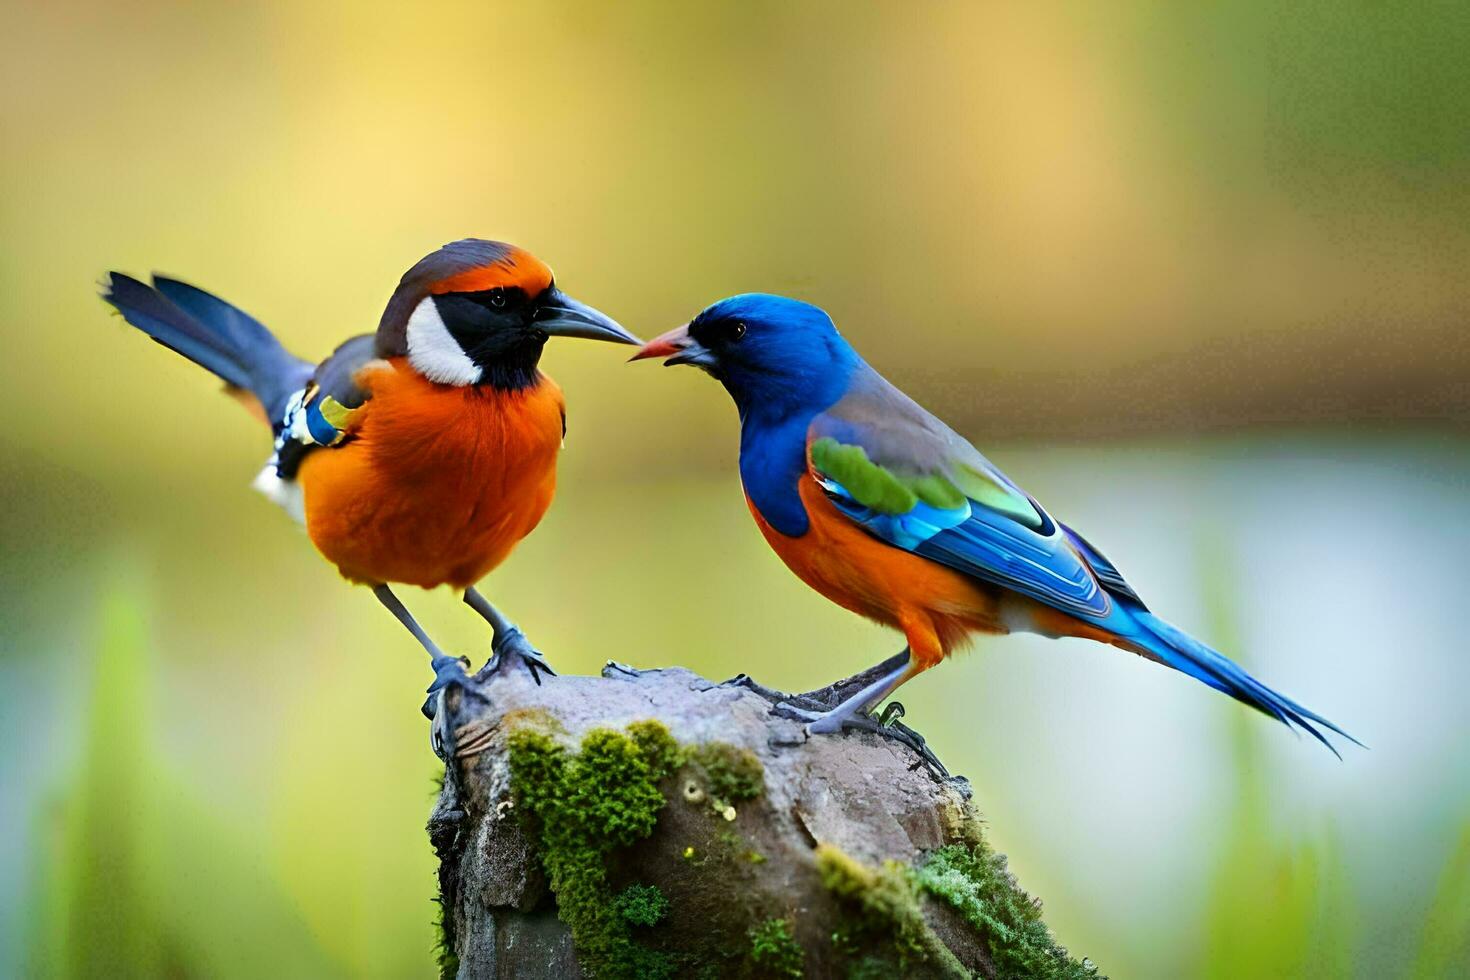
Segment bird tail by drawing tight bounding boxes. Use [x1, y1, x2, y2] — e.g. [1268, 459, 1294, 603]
[1126, 610, 1360, 757]
[101, 273, 313, 429]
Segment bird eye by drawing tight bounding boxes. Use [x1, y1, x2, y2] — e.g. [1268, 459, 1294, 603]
[487, 288, 508, 309]
[729, 321, 747, 342]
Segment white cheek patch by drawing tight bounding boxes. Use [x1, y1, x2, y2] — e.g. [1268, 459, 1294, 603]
[406, 296, 482, 386]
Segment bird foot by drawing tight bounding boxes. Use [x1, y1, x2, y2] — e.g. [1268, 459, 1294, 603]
[475, 626, 555, 685]
[603, 660, 650, 680]
[774, 700, 948, 778]
[722, 672, 794, 702]
[774, 701, 869, 734]
[427, 653, 472, 694]
[420, 654, 472, 728]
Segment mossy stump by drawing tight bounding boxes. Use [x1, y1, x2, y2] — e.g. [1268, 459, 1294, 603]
[427, 660, 1099, 979]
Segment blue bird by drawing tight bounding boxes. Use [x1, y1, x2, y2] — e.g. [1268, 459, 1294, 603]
[634, 294, 1357, 755]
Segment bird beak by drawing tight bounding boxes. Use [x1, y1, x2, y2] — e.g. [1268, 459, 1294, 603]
[534, 287, 642, 345]
[629, 323, 716, 368]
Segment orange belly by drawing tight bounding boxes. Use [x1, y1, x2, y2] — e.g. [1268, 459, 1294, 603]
[299, 360, 564, 589]
[748, 477, 1008, 668]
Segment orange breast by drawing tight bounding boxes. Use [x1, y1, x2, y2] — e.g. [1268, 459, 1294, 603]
[747, 477, 1008, 666]
[299, 359, 564, 589]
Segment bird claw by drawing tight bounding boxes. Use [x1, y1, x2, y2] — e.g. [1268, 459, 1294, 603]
[426, 654, 472, 694]
[421, 659, 468, 761]
[422, 654, 471, 747]
[426, 695, 451, 760]
[828, 714, 948, 777]
[774, 700, 949, 778]
[476, 626, 556, 685]
[727, 673, 794, 702]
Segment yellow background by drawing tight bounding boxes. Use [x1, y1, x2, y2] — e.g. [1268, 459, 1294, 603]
[3, 2, 1468, 976]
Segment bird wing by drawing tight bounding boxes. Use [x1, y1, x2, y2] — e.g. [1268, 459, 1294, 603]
[808, 370, 1357, 753]
[272, 334, 380, 479]
[806, 368, 1130, 622]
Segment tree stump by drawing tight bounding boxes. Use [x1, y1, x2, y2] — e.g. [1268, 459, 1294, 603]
[427, 657, 1101, 979]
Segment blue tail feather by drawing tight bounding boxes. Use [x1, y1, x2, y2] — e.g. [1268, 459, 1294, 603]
[102, 273, 312, 427]
[1129, 610, 1360, 757]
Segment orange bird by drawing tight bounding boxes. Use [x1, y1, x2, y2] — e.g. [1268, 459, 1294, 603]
[103, 239, 639, 705]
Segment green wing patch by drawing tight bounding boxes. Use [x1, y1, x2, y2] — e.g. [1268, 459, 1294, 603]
[811, 437, 917, 514]
[811, 437, 1044, 527]
[909, 473, 967, 510]
[811, 437, 970, 514]
[951, 463, 1043, 528]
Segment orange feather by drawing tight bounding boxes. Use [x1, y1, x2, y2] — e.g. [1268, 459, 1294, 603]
[299, 358, 564, 589]
[749, 477, 1140, 684]
[428, 247, 553, 297]
[747, 477, 1008, 674]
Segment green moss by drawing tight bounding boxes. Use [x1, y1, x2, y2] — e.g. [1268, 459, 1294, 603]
[815, 844, 968, 978]
[614, 883, 670, 928]
[430, 771, 458, 980]
[686, 742, 766, 807]
[432, 893, 458, 980]
[914, 844, 1099, 979]
[748, 917, 805, 978]
[628, 718, 683, 775]
[508, 721, 681, 980]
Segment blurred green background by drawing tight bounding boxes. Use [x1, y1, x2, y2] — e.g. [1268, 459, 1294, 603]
[3, 1, 1469, 976]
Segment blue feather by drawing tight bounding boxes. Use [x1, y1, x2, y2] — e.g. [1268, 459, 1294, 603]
[687, 291, 1358, 755]
[1121, 610, 1362, 757]
[103, 273, 312, 429]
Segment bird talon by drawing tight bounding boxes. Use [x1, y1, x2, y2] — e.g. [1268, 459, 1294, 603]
[426, 654, 471, 694]
[519, 649, 556, 684]
[879, 701, 906, 728]
[478, 628, 556, 683]
[491, 625, 525, 655]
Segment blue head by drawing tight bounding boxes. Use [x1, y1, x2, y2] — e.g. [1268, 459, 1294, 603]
[633, 293, 860, 421]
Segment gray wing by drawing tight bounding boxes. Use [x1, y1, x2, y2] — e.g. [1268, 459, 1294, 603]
[312, 334, 377, 408]
[274, 334, 378, 478]
[810, 366, 1044, 527]
[807, 364, 1122, 620]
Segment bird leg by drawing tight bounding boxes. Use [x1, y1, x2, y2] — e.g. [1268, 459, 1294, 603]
[727, 648, 908, 708]
[372, 583, 470, 698]
[772, 651, 948, 776]
[778, 659, 913, 734]
[463, 587, 555, 685]
[791, 649, 913, 709]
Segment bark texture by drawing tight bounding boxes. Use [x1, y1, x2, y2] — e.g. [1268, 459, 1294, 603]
[427, 657, 1100, 979]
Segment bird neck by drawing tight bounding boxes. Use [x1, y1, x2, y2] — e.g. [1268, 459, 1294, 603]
[738, 403, 823, 538]
[474, 346, 545, 392]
